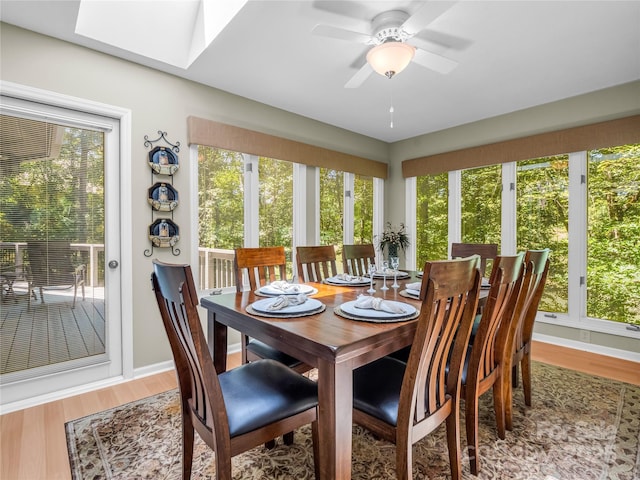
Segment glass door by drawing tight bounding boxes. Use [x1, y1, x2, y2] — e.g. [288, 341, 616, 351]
[0, 92, 122, 408]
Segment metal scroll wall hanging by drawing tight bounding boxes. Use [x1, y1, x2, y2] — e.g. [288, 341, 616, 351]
[144, 131, 181, 256]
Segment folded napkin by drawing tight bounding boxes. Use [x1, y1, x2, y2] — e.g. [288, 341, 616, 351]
[267, 294, 308, 311]
[269, 281, 301, 293]
[405, 282, 422, 292]
[332, 273, 366, 283]
[354, 294, 408, 314]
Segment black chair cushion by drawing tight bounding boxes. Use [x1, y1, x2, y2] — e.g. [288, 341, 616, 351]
[247, 339, 304, 368]
[386, 345, 411, 363]
[353, 356, 407, 427]
[219, 359, 318, 437]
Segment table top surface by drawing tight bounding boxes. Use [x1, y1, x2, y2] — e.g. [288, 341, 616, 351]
[201, 277, 424, 365]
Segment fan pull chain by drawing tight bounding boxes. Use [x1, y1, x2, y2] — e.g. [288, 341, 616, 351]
[389, 82, 394, 129]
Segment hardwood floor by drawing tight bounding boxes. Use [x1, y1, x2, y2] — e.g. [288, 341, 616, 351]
[1, 344, 638, 480]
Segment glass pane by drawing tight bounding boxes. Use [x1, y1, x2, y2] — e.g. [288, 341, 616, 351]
[197, 147, 243, 290]
[0, 115, 105, 375]
[461, 164, 501, 245]
[587, 144, 640, 325]
[416, 173, 448, 268]
[516, 155, 569, 313]
[259, 157, 293, 274]
[320, 168, 344, 246]
[353, 174, 373, 244]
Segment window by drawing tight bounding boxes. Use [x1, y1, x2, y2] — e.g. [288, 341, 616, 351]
[516, 156, 569, 313]
[259, 156, 293, 267]
[353, 174, 373, 244]
[586, 144, 639, 325]
[416, 172, 448, 267]
[461, 164, 502, 245]
[415, 143, 640, 329]
[320, 168, 344, 247]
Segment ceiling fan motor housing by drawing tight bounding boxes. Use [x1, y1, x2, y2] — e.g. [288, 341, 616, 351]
[371, 10, 411, 44]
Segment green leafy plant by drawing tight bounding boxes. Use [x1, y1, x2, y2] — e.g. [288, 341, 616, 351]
[377, 222, 410, 256]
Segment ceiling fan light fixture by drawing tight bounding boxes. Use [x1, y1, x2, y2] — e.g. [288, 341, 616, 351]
[366, 41, 415, 79]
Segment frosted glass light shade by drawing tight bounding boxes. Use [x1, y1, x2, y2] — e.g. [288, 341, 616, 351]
[366, 42, 416, 79]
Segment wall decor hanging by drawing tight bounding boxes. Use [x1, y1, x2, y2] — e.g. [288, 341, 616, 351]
[144, 131, 181, 257]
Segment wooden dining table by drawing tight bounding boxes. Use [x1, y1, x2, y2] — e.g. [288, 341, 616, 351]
[200, 274, 487, 479]
[200, 273, 425, 480]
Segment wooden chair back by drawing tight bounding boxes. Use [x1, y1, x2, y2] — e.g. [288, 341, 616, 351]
[151, 260, 319, 480]
[353, 255, 482, 480]
[503, 249, 550, 426]
[234, 246, 287, 293]
[451, 242, 498, 277]
[342, 244, 375, 276]
[296, 245, 337, 282]
[462, 252, 525, 474]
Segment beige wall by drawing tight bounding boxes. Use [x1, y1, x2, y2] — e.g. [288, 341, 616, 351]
[0, 23, 387, 369]
[2, 23, 638, 367]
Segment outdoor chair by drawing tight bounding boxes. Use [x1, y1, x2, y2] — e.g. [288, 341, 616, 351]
[26, 241, 85, 309]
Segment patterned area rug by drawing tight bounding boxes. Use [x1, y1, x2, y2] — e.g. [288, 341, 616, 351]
[66, 362, 640, 479]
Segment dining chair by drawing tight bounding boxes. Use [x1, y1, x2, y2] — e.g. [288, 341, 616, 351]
[151, 260, 319, 480]
[342, 243, 375, 277]
[451, 242, 498, 278]
[502, 249, 550, 430]
[461, 252, 525, 475]
[296, 245, 338, 283]
[26, 240, 86, 309]
[234, 247, 310, 375]
[352, 255, 482, 480]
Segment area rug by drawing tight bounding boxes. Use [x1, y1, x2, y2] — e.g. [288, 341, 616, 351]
[66, 362, 640, 479]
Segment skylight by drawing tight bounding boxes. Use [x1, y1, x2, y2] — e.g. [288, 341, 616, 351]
[75, 0, 247, 69]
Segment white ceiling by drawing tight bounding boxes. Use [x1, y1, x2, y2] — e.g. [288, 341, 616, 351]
[1, 0, 639, 143]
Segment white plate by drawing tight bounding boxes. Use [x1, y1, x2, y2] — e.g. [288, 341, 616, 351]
[258, 283, 316, 296]
[405, 289, 420, 298]
[251, 297, 323, 314]
[325, 276, 370, 286]
[340, 299, 417, 319]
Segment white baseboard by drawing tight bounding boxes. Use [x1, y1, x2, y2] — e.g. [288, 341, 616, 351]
[533, 333, 640, 362]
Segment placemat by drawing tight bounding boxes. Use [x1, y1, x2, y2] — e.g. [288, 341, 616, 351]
[246, 303, 326, 318]
[333, 306, 419, 323]
[399, 289, 421, 300]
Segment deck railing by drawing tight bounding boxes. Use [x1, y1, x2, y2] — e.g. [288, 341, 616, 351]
[0, 242, 105, 288]
[1, 242, 237, 291]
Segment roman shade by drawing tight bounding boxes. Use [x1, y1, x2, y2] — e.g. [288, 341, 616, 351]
[402, 115, 640, 178]
[188, 116, 388, 179]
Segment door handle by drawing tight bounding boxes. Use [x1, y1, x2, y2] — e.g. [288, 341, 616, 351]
[108, 260, 119, 269]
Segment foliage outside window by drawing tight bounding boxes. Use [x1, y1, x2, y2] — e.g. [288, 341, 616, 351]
[198, 147, 244, 250]
[586, 144, 639, 325]
[416, 172, 448, 268]
[320, 168, 344, 247]
[259, 156, 293, 272]
[353, 174, 373, 244]
[516, 156, 569, 314]
[461, 164, 502, 245]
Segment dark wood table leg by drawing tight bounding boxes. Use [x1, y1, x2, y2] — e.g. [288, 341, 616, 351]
[317, 358, 353, 480]
[207, 310, 227, 373]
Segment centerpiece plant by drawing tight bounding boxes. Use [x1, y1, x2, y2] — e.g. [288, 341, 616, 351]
[377, 222, 410, 258]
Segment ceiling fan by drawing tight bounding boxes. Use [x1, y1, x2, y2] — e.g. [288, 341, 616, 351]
[312, 1, 459, 88]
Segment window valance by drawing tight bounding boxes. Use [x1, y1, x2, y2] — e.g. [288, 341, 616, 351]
[402, 115, 640, 178]
[188, 116, 388, 179]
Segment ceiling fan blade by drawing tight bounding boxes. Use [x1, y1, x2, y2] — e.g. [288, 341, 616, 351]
[344, 62, 373, 88]
[401, 1, 457, 37]
[312, 24, 372, 44]
[412, 48, 458, 74]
